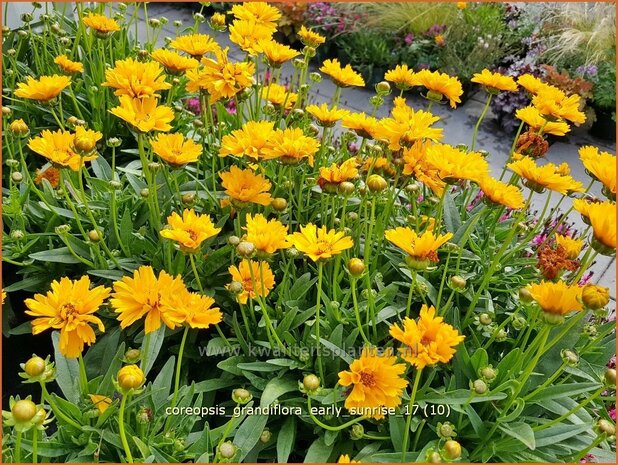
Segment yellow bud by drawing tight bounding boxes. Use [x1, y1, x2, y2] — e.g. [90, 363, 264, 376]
[581, 284, 610, 310]
[347, 258, 365, 277]
[12, 399, 37, 423]
[24, 356, 46, 377]
[117, 364, 145, 392]
[366, 174, 387, 192]
[9, 119, 29, 136]
[74, 136, 96, 153]
[303, 374, 320, 392]
[443, 440, 462, 460]
[88, 229, 101, 242]
[271, 198, 288, 212]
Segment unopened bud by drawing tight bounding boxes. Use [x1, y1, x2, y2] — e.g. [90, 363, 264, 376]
[218, 441, 236, 459]
[443, 440, 462, 460]
[471, 379, 487, 394]
[232, 388, 252, 404]
[347, 258, 365, 277]
[260, 429, 272, 443]
[303, 374, 320, 392]
[88, 229, 101, 242]
[11, 172, 23, 183]
[367, 174, 387, 192]
[182, 193, 195, 205]
[236, 241, 255, 258]
[271, 198, 287, 212]
[450, 275, 466, 290]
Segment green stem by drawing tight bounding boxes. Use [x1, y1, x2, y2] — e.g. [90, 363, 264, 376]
[351, 277, 370, 345]
[523, 361, 567, 401]
[165, 325, 190, 432]
[118, 393, 134, 463]
[14, 431, 22, 463]
[534, 386, 604, 432]
[315, 261, 325, 382]
[31, 428, 37, 464]
[401, 369, 423, 462]
[189, 254, 204, 293]
[40, 383, 82, 430]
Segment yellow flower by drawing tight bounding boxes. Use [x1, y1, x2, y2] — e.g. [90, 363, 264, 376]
[379, 97, 442, 151]
[117, 365, 145, 391]
[587, 201, 616, 252]
[28, 128, 100, 171]
[89, 394, 112, 414]
[170, 33, 219, 58]
[320, 59, 365, 88]
[457, 2, 467, 9]
[415, 69, 463, 108]
[175, 290, 223, 330]
[288, 223, 353, 262]
[579, 146, 616, 199]
[111, 266, 187, 334]
[298, 25, 325, 47]
[229, 19, 274, 55]
[244, 213, 290, 255]
[220, 166, 272, 206]
[25, 276, 110, 358]
[507, 155, 584, 194]
[228, 260, 275, 304]
[572, 198, 612, 222]
[259, 39, 299, 67]
[337, 455, 359, 464]
[219, 121, 275, 160]
[261, 83, 298, 110]
[555, 234, 583, 259]
[150, 133, 202, 166]
[262, 127, 320, 166]
[15, 75, 71, 102]
[532, 86, 586, 125]
[581, 284, 610, 310]
[515, 106, 571, 136]
[362, 156, 396, 177]
[210, 12, 227, 28]
[160, 209, 221, 252]
[528, 280, 583, 316]
[517, 74, 548, 95]
[390, 304, 465, 370]
[318, 158, 359, 191]
[231, 2, 281, 27]
[82, 13, 120, 36]
[384, 64, 419, 91]
[306, 103, 349, 127]
[190, 47, 255, 101]
[434, 34, 445, 46]
[151, 49, 199, 74]
[338, 347, 408, 420]
[103, 58, 171, 99]
[110, 95, 175, 133]
[479, 176, 526, 209]
[402, 141, 446, 196]
[425, 143, 489, 184]
[342, 112, 380, 139]
[385, 227, 453, 267]
[471, 69, 518, 93]
[54, 55, 83, 74]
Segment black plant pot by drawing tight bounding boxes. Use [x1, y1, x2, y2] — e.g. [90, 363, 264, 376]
[589, 106, 616, 141]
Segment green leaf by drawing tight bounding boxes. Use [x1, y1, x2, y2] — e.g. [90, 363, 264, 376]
[218, 356, 252, 376]
[303, 436, 333, 463]
[276, 416, 296, 463]
[30, 247, 81, 264]
[233, 413, 269, 462]
[422, 389, 506, 404]
[526, 382, 600, 402]
[237, 361, 284, 372]
[498, 422, 536, 450]
[260, 376, 299, 407]
[152, 356, 175, 410]
[91, 156, 113, 180]
[534, 423, 591, 448]
[443, 191, 462, 233]
[52, 331, 80, 403]
[142, 326, 166, 376]
[389, 412, 405, 452]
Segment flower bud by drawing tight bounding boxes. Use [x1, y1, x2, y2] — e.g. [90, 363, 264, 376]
[426, 450, 442, 463]
[367, 174, 387, 192]
[124, 348, 141, 364]
[375, 81, 391, 96]
[9, 119, 29, 136]
[348, 211, 358, 221]
[338, 181, 355, 196]
[73, 135, 94, 153]
[107, 137, 122, 148]
[605, 368, 616, 387]
[260, 429, 272, 443]
[478, 313, 492, 326]
[307, 123, 320, 137]
[88, 229, 101, 242]
[55, 224, 71, 235]
[303, 374, 320, 393]
[232, 388, 252, 404]
[2, 106, 12, 116]
[21, 13, 34, 22]
[109, 180, 122, 190]
[309, 71, 322, 83]
[24, 356, 46, 377]
[117, 364, 145, 392]
[174, 20, 183, 28]
[218, 441, 236, 459]
[438, 421, 456, 439]
[561, 349, 579, 367]
[405, 183, 420, 194]
[512, 316, 527, 331]
[136, 406, 152, 424]
[140, 188, 150, 198]
[449, 275, 467, 290]
[12, 399, 37, 423]
[493, 328, 507, 342]
[193, 12, 205, 22]
[11, 229, 25, 240]
[227, 235, 240, 247]
[227, 281, 244, 294]
[479, 366, 497, 383]
[236, 241, 255, 258]
[347, 258, 365, 277]
[597, 419, 616, 436]
[471, 379, 487, 395]
[350, 423, 364, 440]
[518, 287, 533, 303]
[148, 162, 161, 172]
[11, 171, 23, 183]
[6, 159, 19, 168]
[271, 197, 287, 212]
[581, 284, 610, 310]
[583, 323, 597, 338]
[182, 193, 196, 206]
[148, 18, 160, 28]
[443, 440, 462, 460]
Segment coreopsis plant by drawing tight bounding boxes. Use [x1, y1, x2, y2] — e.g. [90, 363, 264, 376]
[1, 2, 616, 464]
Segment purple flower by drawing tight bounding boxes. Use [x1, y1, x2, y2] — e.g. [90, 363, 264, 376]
[186, 97, 201, 115]
[404, 32, 414, 45]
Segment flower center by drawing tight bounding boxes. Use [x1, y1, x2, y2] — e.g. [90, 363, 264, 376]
[315, 240, 333, 256]
[360, 371, 376, 387]
[60, 303, 77, 321]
